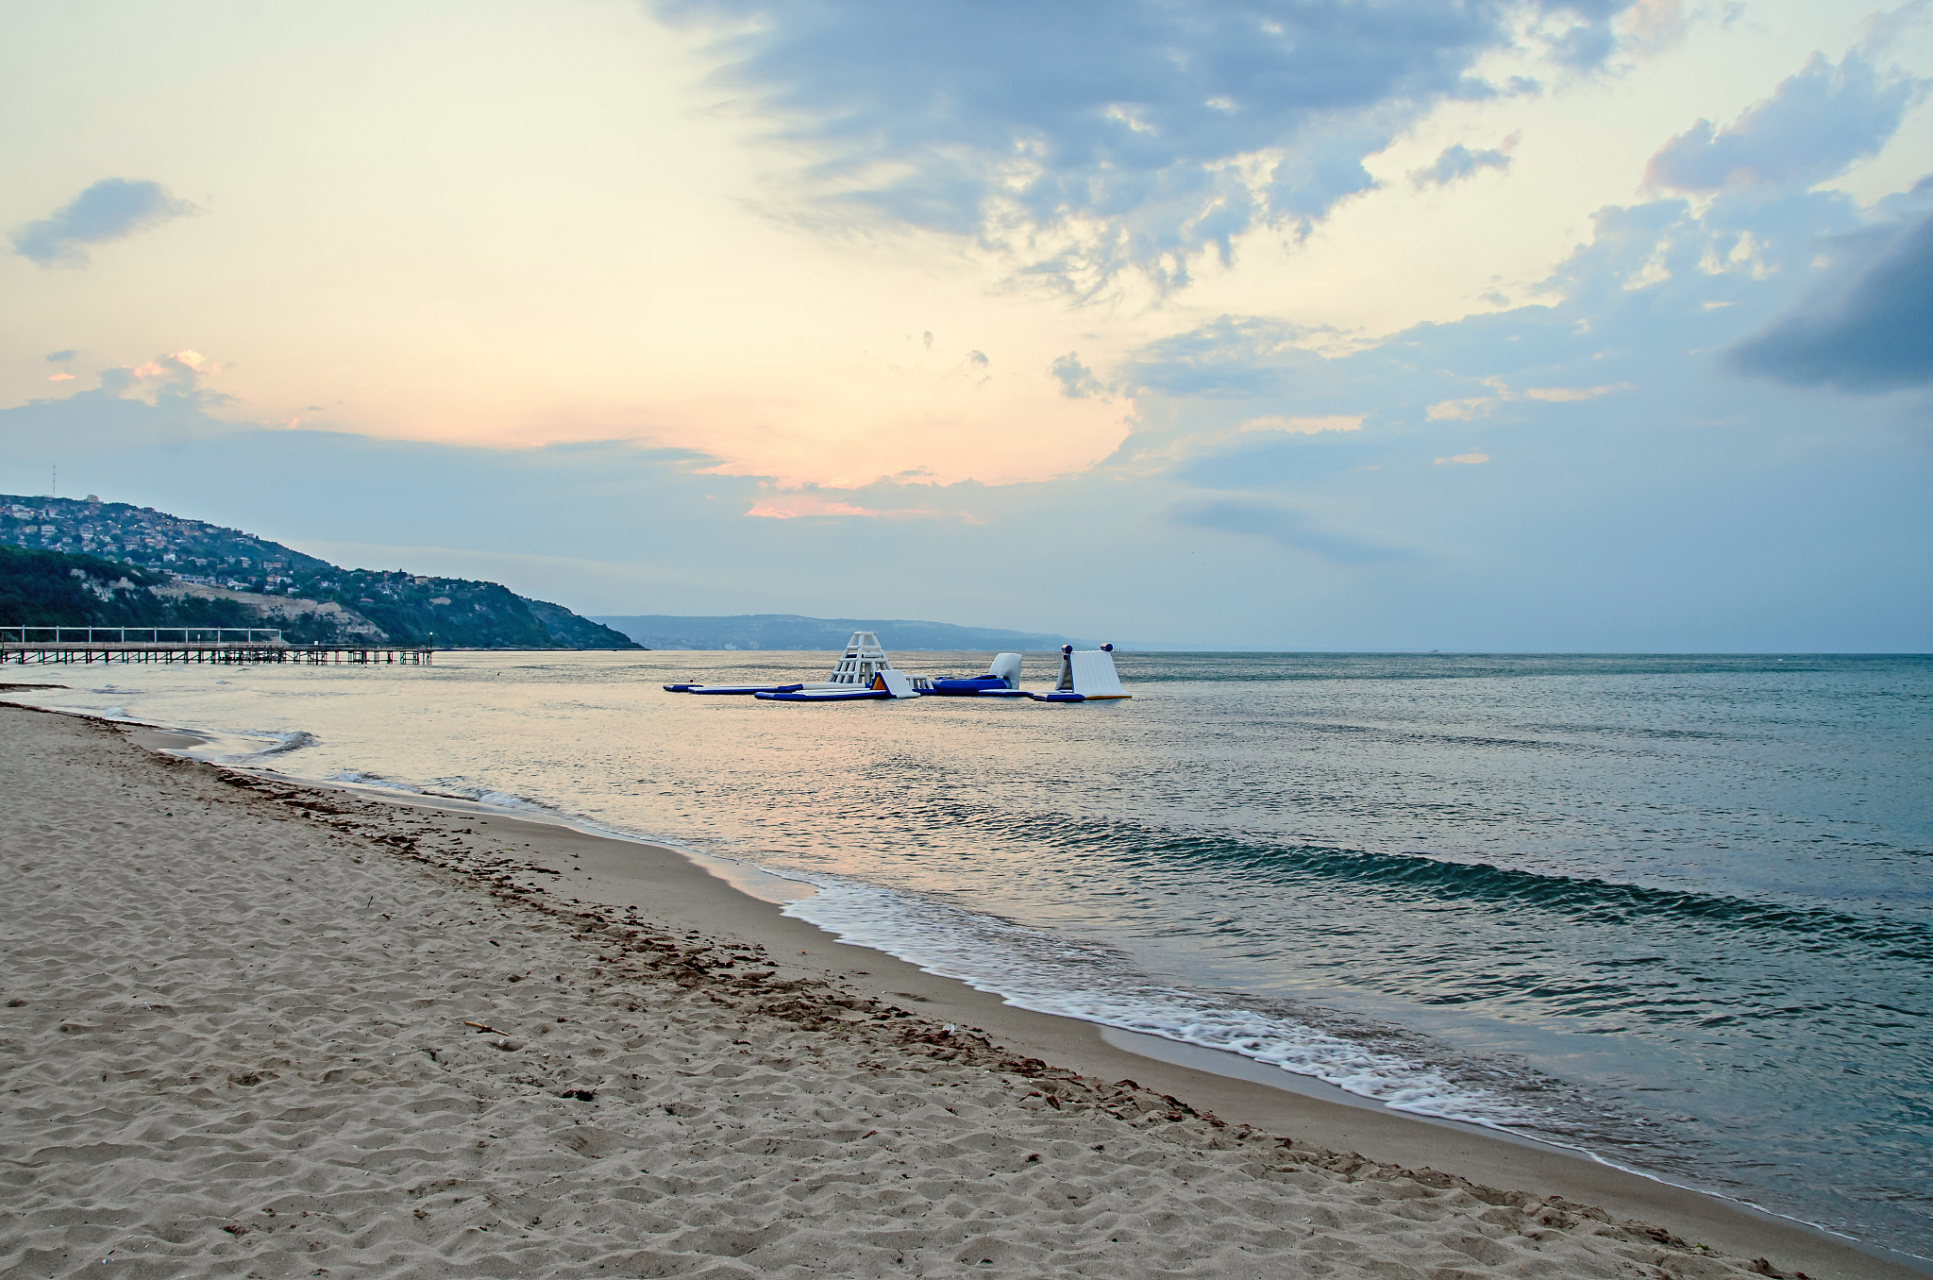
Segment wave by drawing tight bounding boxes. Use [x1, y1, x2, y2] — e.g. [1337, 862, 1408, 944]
[774, 872, 1691, 1163]
[429, 779, 566, 816]
[249, 730, 320, 757]
[927, 802, 1933, 963]
[329, 769, 424, 794]
[175, 729, 324, 763]
[325, 772, 566, 818]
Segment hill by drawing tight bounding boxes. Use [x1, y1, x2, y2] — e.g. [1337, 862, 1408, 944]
[0, 495, 639, 649]
[594, 613, 1084, 652]
[0, 545, 258, 631]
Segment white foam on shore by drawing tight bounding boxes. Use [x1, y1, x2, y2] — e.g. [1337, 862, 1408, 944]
[772, 873, 1557, 1133]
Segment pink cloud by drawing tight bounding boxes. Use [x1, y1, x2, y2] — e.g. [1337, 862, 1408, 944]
[746, 496, 884, 519]
[129, 349, 223, 381]
[744, 493, 958, 520]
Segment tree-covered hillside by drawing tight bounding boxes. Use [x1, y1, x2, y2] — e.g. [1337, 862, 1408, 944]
[0, 545, 255, 631]
[0, 496, 639, 649]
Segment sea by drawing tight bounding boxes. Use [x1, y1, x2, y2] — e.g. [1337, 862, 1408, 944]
[9, 650, 1929, 1262]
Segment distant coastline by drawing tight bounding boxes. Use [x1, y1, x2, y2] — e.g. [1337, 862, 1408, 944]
[594, 613, 1087, 652]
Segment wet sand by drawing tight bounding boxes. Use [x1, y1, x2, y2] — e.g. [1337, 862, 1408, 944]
[1, 702, 1915, 1278]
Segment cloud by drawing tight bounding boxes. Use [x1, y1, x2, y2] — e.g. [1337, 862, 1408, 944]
[1646, 52, 1926, 194]
[1727, 209, 1933, 391]
[1426, 377, 1628, 418]
[45, 350, 75, 363]
[96, 349, 230, 405]
[1435, 452, 1490, 464]
[1543, 20, 1614, 68]
[1169, 495, 1408, 563]
[745, 495, 881, 519]
[744, 487, 953, 519]
[4, 198, 1929, 654]
[1522, 383, 1629, 401]
[1126, 316, 1326, 398]
[9, 179, 199, 267]
[1176, 429, 1380, 489]
[1238, 414, 1362, 434]
[658, 0, 1542, 293]
[1049, 352, 1104, 399]
[1120, 184, 1902, 472]
[1426, 395, 1500, 421]
[1410, 140, 1514, 189]
[1862, 0, 1933, 56]
[1617, 0, 1687, 57]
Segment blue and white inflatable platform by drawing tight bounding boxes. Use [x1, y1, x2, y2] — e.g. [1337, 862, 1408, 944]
[665, 631, 924, 698]
[1029, 644, 1130, 702]
[664, 633, 1130, 705]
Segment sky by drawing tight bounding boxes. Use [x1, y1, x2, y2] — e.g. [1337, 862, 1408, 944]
[2, 0, 1929, 649]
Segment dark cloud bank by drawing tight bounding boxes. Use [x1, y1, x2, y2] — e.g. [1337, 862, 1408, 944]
[1729, 207, 1933, 391]
[656, 0, 1634, 289]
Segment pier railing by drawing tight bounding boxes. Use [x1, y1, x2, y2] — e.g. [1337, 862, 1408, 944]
[1, 626, 431, 666]
[1, 626, 284, 644]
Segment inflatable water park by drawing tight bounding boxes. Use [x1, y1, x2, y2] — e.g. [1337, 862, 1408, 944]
[662, 632, 1130, 704]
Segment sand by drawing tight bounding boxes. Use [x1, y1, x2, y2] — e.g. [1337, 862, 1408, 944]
[0, 703, 1912, 1279]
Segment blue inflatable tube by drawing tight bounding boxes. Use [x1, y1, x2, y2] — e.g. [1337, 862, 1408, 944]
[925, 675, 1011, 695]
[665, 683, 806, 695]
[754, 688, 890, 702]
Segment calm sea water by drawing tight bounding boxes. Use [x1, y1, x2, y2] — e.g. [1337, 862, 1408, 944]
[11, 651, 1930, 1258]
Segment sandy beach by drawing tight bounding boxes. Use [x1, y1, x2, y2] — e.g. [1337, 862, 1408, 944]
[0, 701, 1915, 1279]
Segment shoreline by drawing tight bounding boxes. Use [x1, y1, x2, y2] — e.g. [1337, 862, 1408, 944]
[147, 712, 1933, 1275]
[271, 774, 1925, 1280]
[262, 768, 1812, 1195]
[5, 700, 1923, 1278]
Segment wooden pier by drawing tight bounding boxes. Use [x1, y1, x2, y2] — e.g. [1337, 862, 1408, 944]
[1, 627, 433, 666]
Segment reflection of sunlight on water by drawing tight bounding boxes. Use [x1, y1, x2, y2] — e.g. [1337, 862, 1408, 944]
[6, 650, 1930, 1257]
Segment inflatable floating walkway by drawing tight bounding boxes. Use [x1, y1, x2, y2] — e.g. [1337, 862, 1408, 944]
[663, 633, 1130, 705]
[756, 668, 919, 702]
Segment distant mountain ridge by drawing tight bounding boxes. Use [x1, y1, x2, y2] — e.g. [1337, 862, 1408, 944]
[595, 614, 1085, 652]
[1, 494, 638, 649]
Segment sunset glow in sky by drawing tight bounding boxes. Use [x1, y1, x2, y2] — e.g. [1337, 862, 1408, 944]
[4, 0, 1930, 647]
